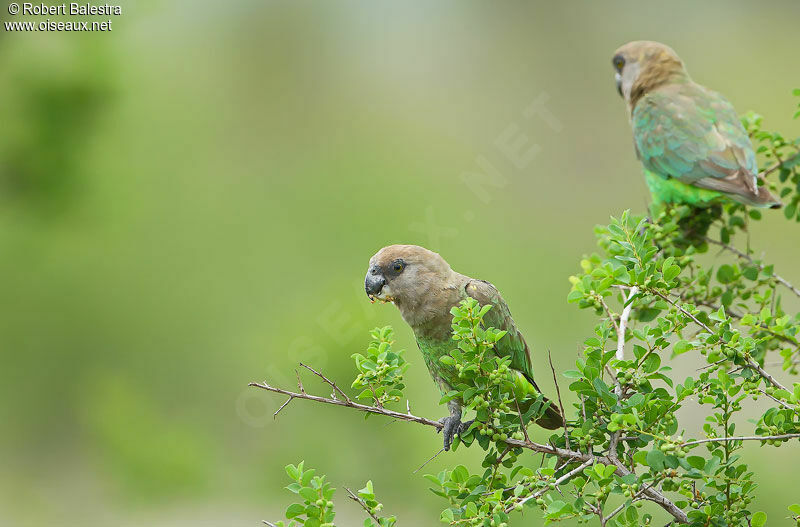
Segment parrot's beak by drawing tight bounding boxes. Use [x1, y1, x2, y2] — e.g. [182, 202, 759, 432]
[615, 72, 622, 97]
[365, 267, 388, 302]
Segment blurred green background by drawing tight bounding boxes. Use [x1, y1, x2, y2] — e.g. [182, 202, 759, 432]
[1, 1, 799, 525]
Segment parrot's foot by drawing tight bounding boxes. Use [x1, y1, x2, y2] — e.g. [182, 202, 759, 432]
[437, 416, 474, 451]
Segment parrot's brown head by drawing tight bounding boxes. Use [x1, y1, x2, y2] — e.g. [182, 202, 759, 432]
[365, 244, 453, 307]
[612, 41, 688, 110]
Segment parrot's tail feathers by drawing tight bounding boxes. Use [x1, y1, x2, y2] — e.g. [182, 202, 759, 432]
[535, 397, 565, 430]
[749, 184, 782, 209]
[693, 172, 782, 209]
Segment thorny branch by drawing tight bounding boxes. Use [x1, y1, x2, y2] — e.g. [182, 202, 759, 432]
[250, 368, 691, 525]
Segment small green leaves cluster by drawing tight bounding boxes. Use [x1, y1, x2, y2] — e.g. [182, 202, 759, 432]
[275, 461, 336, 527]
[269, 464, 395, 527]
[356, 480, 397, 527]
[351, 326, 408, 407]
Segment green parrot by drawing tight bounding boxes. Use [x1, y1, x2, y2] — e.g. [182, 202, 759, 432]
[364, 244, 562, 450]
[612, 41, 781, 209]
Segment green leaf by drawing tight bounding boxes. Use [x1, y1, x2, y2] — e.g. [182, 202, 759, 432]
[646, 449, 666, 472]
[751, 511, 767, 527]
[592, 377, 617, 406]
[285, 503, 306, 519]
[440, 508, 454, 523]
[785, 202, 797, 221]
[789, 503, 800, 515]
[673, 340, 693, 356]
[643, 353, 661, 373]
[716, 264, 736, 284]
[687, 456, 705, 470]
[742, 266, 759, 281]
[663, 265, 681, 282]
[285, 464, 300, 481]
[299, 487, 318, 502]
[451, 465, 469, 484]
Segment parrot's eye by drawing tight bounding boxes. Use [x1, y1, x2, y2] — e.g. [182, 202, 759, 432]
[613, 55, 625, 71]
[392, 260, 405, 273]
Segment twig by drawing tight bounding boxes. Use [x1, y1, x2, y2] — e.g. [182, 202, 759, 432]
[704, 237, 800, 299]
[250, 380, 442, 429]
[548, 350, 571, 450]
[263, 521, 279, 527]
[344, 487, 382, 524]
[761, 150, 800, 178]
[412, 448, 445, 474]
[653, 291, 789, 392]
[513, 397, 531, 443]
[505, 459, 594, 513]
[598, 297, 620, 333]
[681, 433, 800, 447]
[274, 396, 294, 419]
[299, 362, 352, 402]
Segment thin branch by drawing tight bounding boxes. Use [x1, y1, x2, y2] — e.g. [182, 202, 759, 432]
[704, 237, 800, 299]
[251, 371, 691, 525]
[344, 487, 383, 524]
[758, 388, 800, 415]
[299, 362, 352, 403]
[598, 297, 620, 333]
[274, 396, 294, 419]
[250, 380, 442, 429]
[681, 433, 800, 448]
[609, 458, 688, 523]
[412, 448, 445, 474]
[505, 459, 594, 513]
[653, 291, 789, 392]
[761, 150, 800, 178]
[548, 350, 570, 450]
[513, 397, 531, 443]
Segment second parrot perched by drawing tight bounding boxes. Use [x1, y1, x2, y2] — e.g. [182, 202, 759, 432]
[364, 244, 562, 450]
[612, 40, 781, 209]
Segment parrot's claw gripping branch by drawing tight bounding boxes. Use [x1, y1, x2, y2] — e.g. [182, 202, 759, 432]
[250, 365, 691, 525]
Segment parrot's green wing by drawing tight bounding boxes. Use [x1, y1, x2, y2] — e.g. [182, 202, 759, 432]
[632, 82, 767, 206]
[464, 280, 540, 388]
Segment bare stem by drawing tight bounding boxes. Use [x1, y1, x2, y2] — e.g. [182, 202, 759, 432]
[548, 350, 570, 450]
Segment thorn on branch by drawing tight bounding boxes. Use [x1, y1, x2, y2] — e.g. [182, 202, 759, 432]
[299, 362, 352, 403]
